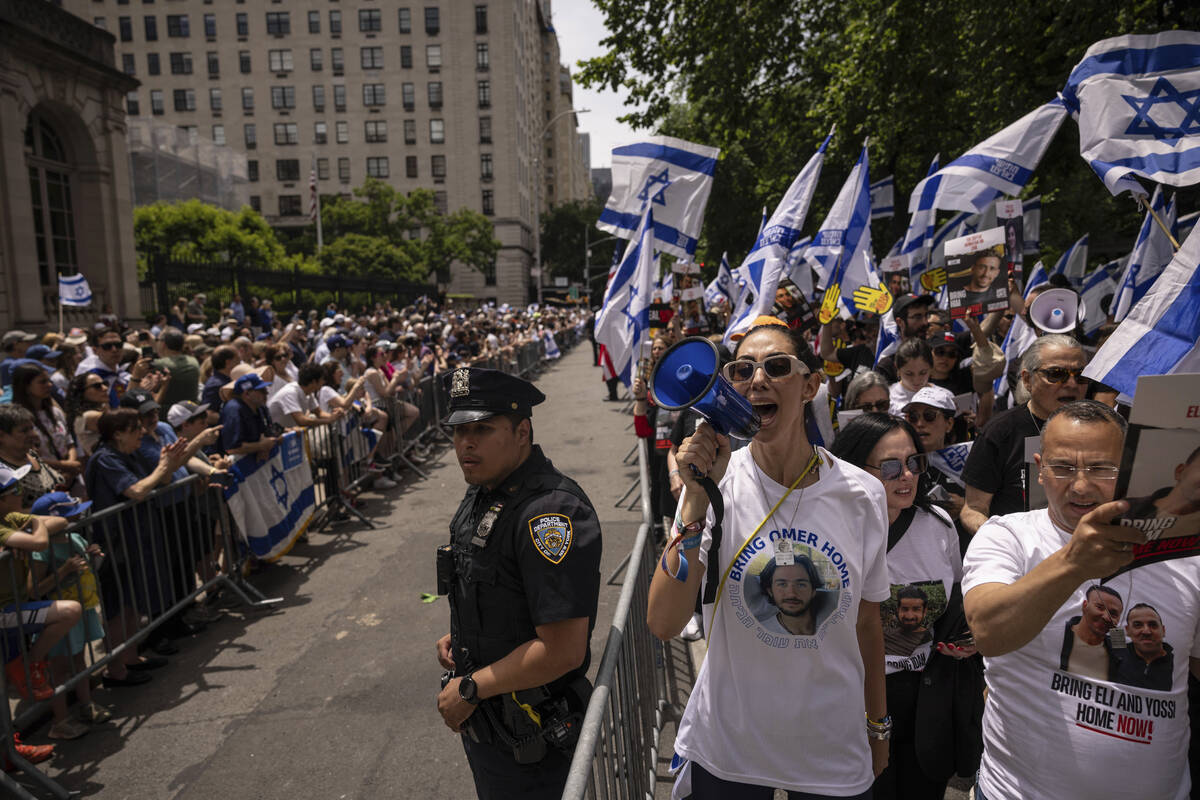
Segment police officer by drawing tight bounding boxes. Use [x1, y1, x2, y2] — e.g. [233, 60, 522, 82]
[434, 367, 602, 799]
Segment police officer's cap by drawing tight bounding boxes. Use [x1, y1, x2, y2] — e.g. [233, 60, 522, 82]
[442, 367, 545, 425]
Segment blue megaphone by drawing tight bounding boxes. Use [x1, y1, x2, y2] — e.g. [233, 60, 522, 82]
[649, 337, 760, 440]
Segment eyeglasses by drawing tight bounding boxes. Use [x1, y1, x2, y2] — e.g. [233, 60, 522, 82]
[905, 409, 946, 424]
[855, 400, 890, 413]
[1041, 463, 1120, 481]
[97, 342, 122, 351]
[722, 355, 809, 383]
[1035, 367, 1090, 385]
[865, 453, 927, 481]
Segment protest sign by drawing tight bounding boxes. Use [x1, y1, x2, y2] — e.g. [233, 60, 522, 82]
[945, 226, 1008, 318]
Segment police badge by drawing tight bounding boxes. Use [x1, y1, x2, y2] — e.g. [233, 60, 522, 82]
[450, 368, 470, 398]
[529, 514, 574, 564]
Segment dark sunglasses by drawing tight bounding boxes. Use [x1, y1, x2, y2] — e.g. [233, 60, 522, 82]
[722, 354, 808, 383]
[866, 453, 927, 481]
[905, 409, 947, 424]
[855, 400, 890, 413]
[97, 342, 123, 351]
[1035, 367, 1089, 385]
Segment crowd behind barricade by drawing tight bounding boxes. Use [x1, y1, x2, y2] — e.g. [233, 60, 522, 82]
[0, 294, 588, 776]
[623, 272, 1200, 800]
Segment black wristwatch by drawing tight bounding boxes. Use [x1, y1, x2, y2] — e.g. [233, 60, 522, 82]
[458, 674, 479, 705]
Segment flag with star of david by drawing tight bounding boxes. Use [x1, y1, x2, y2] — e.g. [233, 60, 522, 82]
[58, 273, 92, 307]
[804, 140, 878, 312]
[704, 252, 736, 308]
[1063, 31, 1200, 195]
[596, 136, 720, 259]
[594, 206, 656, 388]
[1114, 186, 1177, 321]
[223, 431, 315, 561]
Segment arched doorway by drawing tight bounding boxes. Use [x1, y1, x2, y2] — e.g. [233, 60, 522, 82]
[24, 111, 78, 289]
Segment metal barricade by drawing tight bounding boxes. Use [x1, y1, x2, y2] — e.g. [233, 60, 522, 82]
[304, 418, 373, 530]
[562, 438, 671, 800]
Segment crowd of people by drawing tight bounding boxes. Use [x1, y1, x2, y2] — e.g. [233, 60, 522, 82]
[629, 271, 1200, 800]
[0, 293, 588, 768]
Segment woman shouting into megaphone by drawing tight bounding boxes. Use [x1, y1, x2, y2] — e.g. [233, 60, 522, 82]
[648, 320, 890, 800]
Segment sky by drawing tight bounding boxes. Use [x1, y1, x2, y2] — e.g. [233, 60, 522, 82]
[550, 0, 642, 169]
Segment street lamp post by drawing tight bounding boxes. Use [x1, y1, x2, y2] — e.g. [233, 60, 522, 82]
[534, 107, 589, 305]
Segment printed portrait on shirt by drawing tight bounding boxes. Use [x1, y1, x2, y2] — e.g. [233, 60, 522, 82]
[881, 580, 945, 666]
[740, 539, 843, 640]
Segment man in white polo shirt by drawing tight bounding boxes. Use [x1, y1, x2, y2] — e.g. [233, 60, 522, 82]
[963, 399, 1200, 800]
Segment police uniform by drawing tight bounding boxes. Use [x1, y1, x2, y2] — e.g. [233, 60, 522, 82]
[438, 367, 602, 800]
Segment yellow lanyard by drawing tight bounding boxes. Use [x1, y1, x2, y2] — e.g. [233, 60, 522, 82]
[710, 448, 821, 614]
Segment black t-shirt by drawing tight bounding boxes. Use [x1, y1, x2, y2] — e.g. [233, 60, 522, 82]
[931, 367, 973, 397]
[960, 403, 1042, 516]
[835, 344, 876, 377]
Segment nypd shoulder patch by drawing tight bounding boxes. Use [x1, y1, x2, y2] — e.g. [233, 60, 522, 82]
[529, 513, 574, 564]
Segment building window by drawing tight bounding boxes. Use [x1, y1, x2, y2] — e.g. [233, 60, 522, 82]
[248, 160, 259, 182]
[310, 48, 322, 71]
[429, 118, 444, 144]
[241, 87, 254, 110]
[328, 10, 341, 34]
[118, 16, 132, 41]
[480, 153, 493, 181]
[312, 85, 326, 111]
[400, 45, 412, 69]
[249, 195, 261, 212]
[398, 7, 411, 33]
[239, 50, 251, 73]
[147, 52, 160, 75]
[427, 81, 442, 108]
[314, 121, 327, 144]
[401, 82, 415, 111]
[270, 86, 296, 109]
[169, 52, 193, 75]
[203, 13, 216, 37]
[273, 122, 299, 144]
[358, 8, 381, 32]
[94, 15, 107, 30]
[403, 119, 416, 144]
[235, 12, 247, 36]
[207, 51, 219, 76]
[365, 120, 387, 143]
[426, 44, 442, 70]
[481, 189, 494, 216]
[333, 84, 346, 111]
[336, 120, 349, 143]
[479, 116, 491, 144]
[244, 123, 256, 147]
[144, 15, 157, 40]
[265, 12, 289, 35]
[268, 49, 293, 72]
[166, 13, 188, 37]
[307, 10, 319, 33]
[212, 124, 225, 145]
[431, 154, 446, 179]
[475, 5, 487, 34]
[279, 195, 303, 217]
[150, 89, 164, 115]
[122, 53, 136, 75]
[173, 88, 196, 111]
[338, 156, 351, 182]
[126, 91, 140, 115]
[424, 6, 439, 35]
[331, 48, 344, 73]
[367, 157, 389, 178]
[477, 80, 490, 108]
[209, 87, 222, 110]
[361, 46, 384, 70]
[405, 155, 418, 178]
[434, 190, 447, 214]
[24, 114, 78, 286]
[476, 42, 489, 71]
[317, 157, 329, 181]
[363, 84, 385, 106]
[276, 159, 300, 181]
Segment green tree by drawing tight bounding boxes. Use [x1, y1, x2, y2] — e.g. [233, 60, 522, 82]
[133, 200, 286, 270]
[539, 197, 620, 285]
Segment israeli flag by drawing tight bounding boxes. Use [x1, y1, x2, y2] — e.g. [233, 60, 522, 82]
[928, 442, 974, 488]
[1083, 223, 1200, 400]
[724, 130, 831, 343]
[907, 99, 1067, 214]
[1023, 196, 1042, 254]
[874, 309, 899, 367]
[597, 136, 720, 259]
[806, 141, 875, 309]
[1062, 31, 1200, 196]
[659, 268, 674, 302]
[1025, 259, 1049, 292]
[994, 314, 1037, 399]
[1050, 234, 1089, 285]
[783, 235, 814, 299]
[704, 252, 736, 307]
[594, 207, 657, 387]
[224, 432, 315, 561]
[1079, 267, 1117, 335]
[870, 175, 895, 219]
[1114, 186, 1176, 321]
[543, 329, 561, 360]
[1177, 209, 1200, 241]
[899, 155, 941, 284]
[58, 273, 93, 307]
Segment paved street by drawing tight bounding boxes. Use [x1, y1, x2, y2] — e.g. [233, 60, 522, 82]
[22, 344, 643, 799]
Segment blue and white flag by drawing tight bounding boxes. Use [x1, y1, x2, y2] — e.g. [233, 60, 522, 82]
[597, 136, 720, 258]
[874, 309, 899, 367]
[783, 235, 814, 299]
[724, 131, 831, 343]
[908, 100, 1067, 214]
[899, 156, 941, 285]
[704, 252, 736, 308]
[594, 208, 657, 387]
[1083, 223, 1200, 400]
[1114, 186, 1176, 321]
[1050, 234, 1089, 285]
[994, 314, 1037, 398]
[224, 432, 315, 561]
[928, 442, 974, 489]
[757, 206, 769, 239]
[1080, 267, 1117, 335]
[1062, 31, 1200, 196]
[1023, 196, 1042, 254]
[806, 141, 875, 309]
[870, 175, 895, 219]
[542, 329, 561, 359]
[1177, 209, 1200, 242]
[1025, 259, 1049, 292]
[659, 268, 674, 302]
[58, 273, 92, 307]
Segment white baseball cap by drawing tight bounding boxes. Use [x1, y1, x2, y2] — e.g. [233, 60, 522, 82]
[901, 385, 957, 415]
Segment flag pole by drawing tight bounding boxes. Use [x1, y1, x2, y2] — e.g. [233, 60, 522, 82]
[1136, 193, 1181, 251]
[57, 271, 64, 336]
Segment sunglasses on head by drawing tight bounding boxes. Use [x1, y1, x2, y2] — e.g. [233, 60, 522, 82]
[866, 453, 927, 481]
[1035, 367, 1089, 385]
[905, 409, 947, 424]
[722, 354, 809, 383]
[98, 342, 122, 351]
[855, 400, 890, 413]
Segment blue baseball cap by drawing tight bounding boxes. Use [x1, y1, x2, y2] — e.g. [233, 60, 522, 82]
[326, 334, 349, 349]
[233, 373, 271, 394]
[25, 344, 62, 361]
[31, 491, 93, 518]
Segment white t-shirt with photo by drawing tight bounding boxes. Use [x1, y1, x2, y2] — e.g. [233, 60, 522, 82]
[268, 381, 316, 428]
[963, 509, 1200, 800]
[673, 446, 890, 795]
